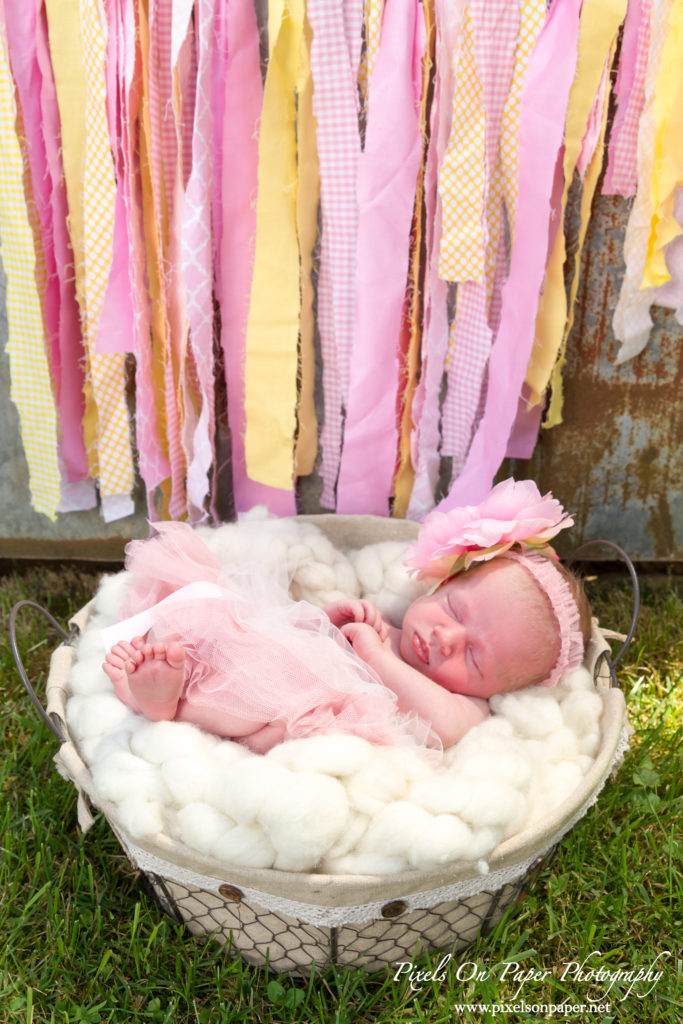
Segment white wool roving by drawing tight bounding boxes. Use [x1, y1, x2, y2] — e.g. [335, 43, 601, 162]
[64, 515, 607, 876]
[267, 733, 374, 776]
[349, 541, 426, 624]
[259, 772, 349, 872]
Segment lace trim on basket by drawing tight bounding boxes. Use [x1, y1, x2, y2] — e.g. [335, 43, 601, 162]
[118, 726, 630, 929]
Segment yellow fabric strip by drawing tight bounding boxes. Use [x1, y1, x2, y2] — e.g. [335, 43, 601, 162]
[44, 0, 100, 479]
[0, 34, 61, 519]
[244, 0, 304, 490]
[643, 0, 683, 288]
[545, 49, 613, 428]
[525, 0, 626, 405]
[293, 13, 320, 479]
[393, 0, 434, 519]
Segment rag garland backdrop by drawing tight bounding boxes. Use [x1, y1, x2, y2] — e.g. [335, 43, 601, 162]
[0, 0, 681, 525]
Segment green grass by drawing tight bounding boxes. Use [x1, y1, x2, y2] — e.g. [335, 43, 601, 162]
[1, 563, 681, 1024]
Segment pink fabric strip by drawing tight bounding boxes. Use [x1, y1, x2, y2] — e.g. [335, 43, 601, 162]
[407, 0, 467, 519]
[110, 0, 169, 506]
[437, 0, 582, 511]
[308, 0, 363, 510]
[505, 388, 545, 458]
[440, 0, 518, 477]
[335, 0, 425, 515]
[6, 1, 89, 490]
[181, 0, 217, 522]
[217, 0, 294, 517]
[603, 0, 651, 197]
[97, 0, 136, 358]
[504, 138, 564, 460]
[3, 2, 58, 370]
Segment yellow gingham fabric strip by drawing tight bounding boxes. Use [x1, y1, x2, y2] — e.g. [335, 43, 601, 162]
[359, 0, 384, 101]
[80, 0, 135, 516]
[499, 0, 546, 242]
[438, 5, 486, 283]
[0, 33, 61, 520]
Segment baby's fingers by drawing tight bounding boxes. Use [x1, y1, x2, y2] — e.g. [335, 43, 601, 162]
[359, 601, 388, 639]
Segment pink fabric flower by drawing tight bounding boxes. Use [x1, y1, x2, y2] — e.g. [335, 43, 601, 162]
[405, 478, 574, 580]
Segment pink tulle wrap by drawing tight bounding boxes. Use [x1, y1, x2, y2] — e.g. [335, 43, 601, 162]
[117, 523, 436, 751]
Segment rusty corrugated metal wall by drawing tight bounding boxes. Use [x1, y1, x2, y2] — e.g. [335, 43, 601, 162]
[531, 194, 682, 562]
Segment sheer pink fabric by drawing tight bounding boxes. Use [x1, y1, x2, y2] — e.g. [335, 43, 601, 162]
[120, 524, 435, 751]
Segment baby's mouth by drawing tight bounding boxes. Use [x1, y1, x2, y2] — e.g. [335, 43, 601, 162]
[411, 631, 430, 665]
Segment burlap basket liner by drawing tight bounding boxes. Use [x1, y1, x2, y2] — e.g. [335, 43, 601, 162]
[45, 515, 629, 975]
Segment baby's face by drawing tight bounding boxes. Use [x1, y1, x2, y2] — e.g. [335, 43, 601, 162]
[399, 560, 557, 699]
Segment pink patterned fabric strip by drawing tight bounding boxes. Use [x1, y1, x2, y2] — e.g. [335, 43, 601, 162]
[181, 0, 217, 522]
[335, 0, 425, 515]
[437, 0, 582, 510]
[308, 0, 363, 509]
[603, 0, 652, 197]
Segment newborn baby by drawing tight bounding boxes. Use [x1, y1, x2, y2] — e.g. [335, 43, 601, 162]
[103, 479, 590, 753]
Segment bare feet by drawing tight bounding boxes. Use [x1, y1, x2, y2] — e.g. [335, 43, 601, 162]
[103, 636, 186, 721]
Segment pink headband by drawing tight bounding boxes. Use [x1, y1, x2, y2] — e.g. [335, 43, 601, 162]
[405, 477, 585, 687]
[498, 550, 584, 687]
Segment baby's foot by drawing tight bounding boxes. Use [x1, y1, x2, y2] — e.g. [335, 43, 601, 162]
[103, 636, 185, 721]
[127, 639, 186, 721]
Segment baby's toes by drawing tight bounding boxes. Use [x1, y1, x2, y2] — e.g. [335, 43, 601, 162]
[165, 641, 185, 668]
[104, 651, 126, 670]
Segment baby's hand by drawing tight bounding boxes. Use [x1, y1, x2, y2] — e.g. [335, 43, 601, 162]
[340, 621, 389, 662]
[324, 599, 388, 640]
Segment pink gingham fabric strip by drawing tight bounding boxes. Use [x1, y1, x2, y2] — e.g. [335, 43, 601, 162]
[308, 0, 363, 509]
[603, 0, 652, 197]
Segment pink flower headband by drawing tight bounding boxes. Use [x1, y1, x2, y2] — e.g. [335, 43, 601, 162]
[405, 478, 585, 686]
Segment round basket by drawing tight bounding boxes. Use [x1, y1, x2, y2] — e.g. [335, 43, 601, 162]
[13, 515, 633, 976]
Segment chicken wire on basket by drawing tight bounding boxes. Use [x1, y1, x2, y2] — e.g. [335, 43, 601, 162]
[140, 870, 530, 974]
[10, 518, 636, 977]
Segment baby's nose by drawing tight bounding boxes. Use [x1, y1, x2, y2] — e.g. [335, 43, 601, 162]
[433, 621, 465, 654]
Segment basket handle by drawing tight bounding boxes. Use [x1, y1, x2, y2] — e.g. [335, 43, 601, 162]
[566, 539, 640, 687]
[9, 600, 80, 742]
